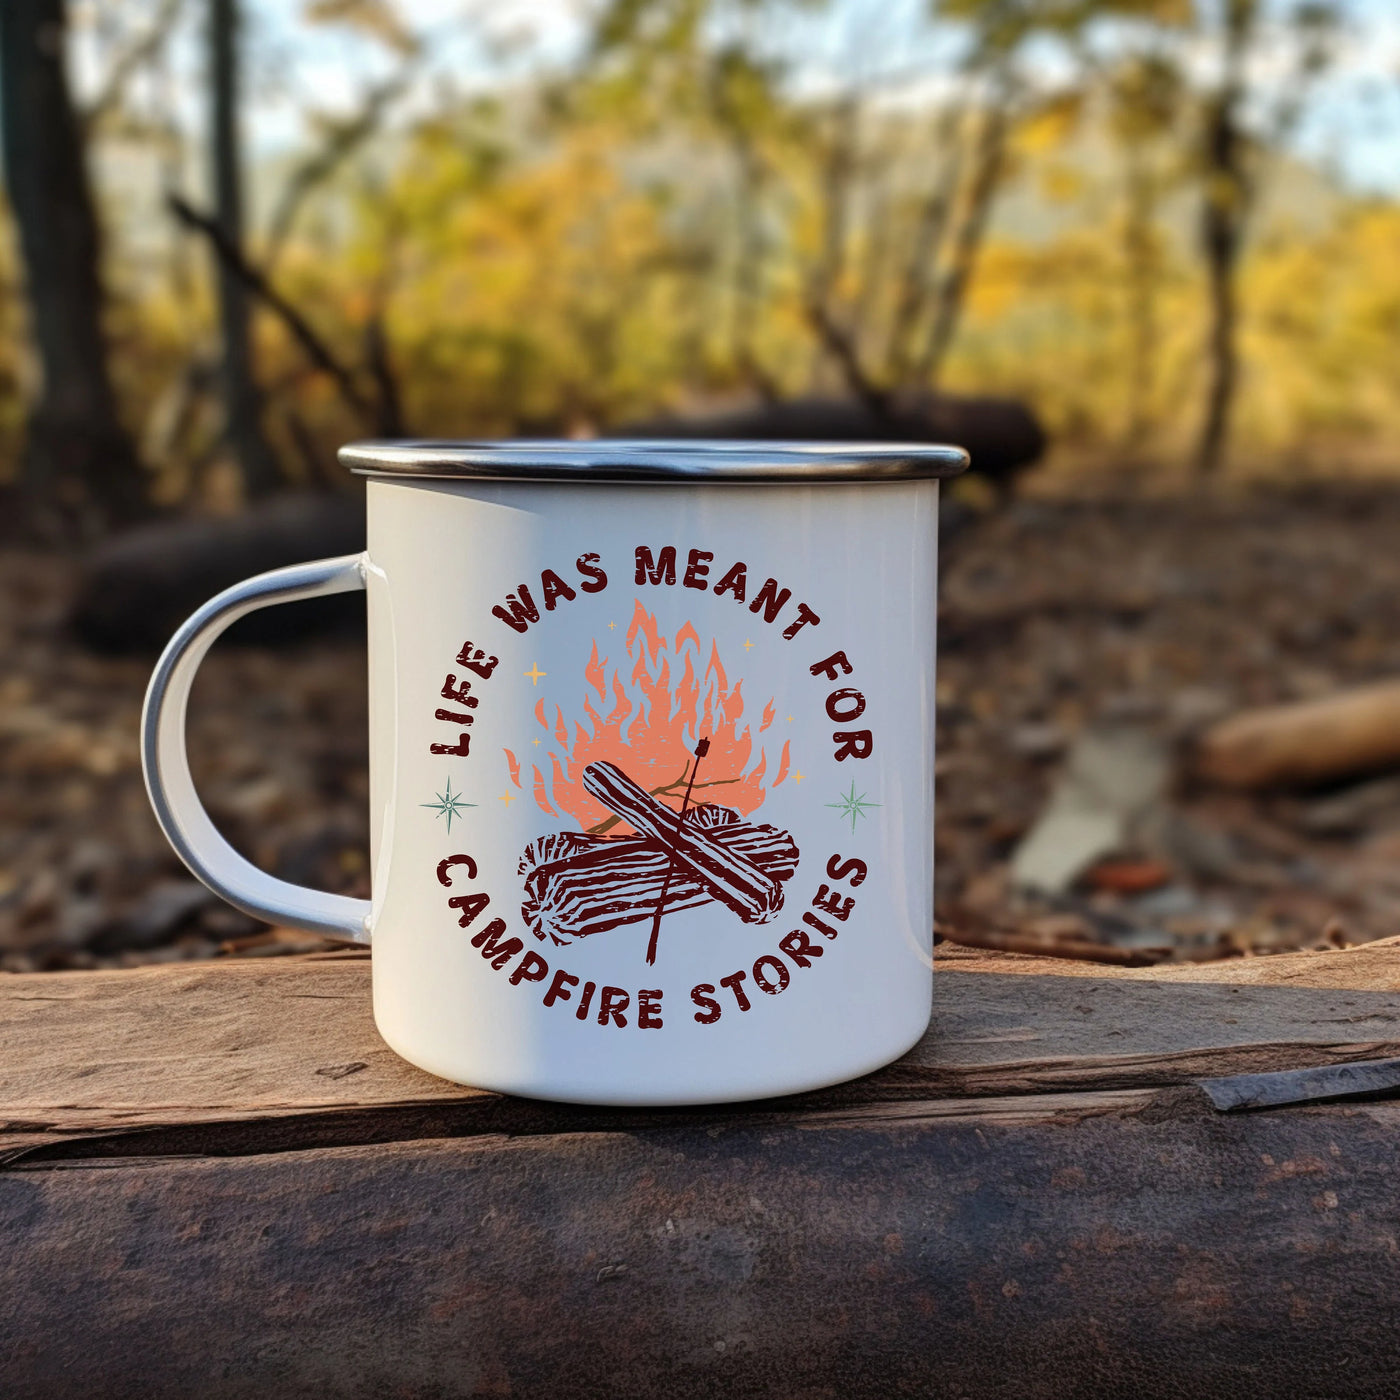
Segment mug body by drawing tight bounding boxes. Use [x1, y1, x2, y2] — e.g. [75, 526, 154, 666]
[358, 448, 954, 1105]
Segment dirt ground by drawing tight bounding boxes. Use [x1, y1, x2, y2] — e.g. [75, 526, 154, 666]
[5, 479, 1400, 971]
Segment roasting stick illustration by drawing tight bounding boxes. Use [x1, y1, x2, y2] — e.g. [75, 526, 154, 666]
[580, 761, 783, 926]
[645, 737, 709, 966]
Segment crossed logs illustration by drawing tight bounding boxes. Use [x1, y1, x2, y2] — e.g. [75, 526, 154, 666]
[519, 760, 800, 952]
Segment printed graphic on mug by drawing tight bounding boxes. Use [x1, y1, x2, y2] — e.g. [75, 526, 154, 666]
[512, 605, 802, 959]
[423, 542, 880, 1034]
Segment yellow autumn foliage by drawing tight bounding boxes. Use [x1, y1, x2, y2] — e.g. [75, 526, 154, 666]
[5, 84, 1397, 490]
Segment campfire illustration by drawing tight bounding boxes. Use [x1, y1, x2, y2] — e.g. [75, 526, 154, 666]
[507, 602, 800, 961]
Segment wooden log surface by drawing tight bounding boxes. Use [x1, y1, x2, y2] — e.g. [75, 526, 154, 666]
[4, 939, 1400, 1397]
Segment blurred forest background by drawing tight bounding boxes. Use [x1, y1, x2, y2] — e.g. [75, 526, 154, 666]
[4, 0, 1400, 971]
[2, 0, 1396, 525]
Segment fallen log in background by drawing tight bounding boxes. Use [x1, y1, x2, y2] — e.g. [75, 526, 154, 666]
[1194, 679, 1400, 790]
[70, 492, 366, 654]
[581, 762, 786, 923]
[520, 803, 799, 946]
[617, 391, 1046, 498]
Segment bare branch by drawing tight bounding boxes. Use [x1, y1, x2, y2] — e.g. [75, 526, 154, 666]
[805, 95, 888, 410]
[263, 73, 411, 271]
[807, 95, 859, 322]
[81, 0, 183, 132]
[804, 297, 888, 415]
[886, 103, 964, 386]
[305, 0, 419, 58]
[913, 96, 1010, 388]
[1195, 0, 1256, 477]
[167, 192, 378, 426]
[363, 313, 405, 436]
[727, 141, 781, 402]
[280, 404, 343, 489]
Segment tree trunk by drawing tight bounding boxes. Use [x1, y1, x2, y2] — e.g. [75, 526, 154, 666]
[0, 0, 146, 535]
[914, 99, 1008, 390]
[1122, 152, 1158, 451]
[1197, 185, 1238, 477]
[209, 0, 282, 498]
[728, 137, 779, 402]
[803, 97, 889, 412]
[1195, 0, 1255, 478]
[886, 103, 962, 386]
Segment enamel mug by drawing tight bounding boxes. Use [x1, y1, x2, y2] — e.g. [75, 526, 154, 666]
[142, 440, 968, 1105]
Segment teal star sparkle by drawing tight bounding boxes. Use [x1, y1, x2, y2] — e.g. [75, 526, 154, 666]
[421, 776, 476, 833]
[826, 781, 880, 832]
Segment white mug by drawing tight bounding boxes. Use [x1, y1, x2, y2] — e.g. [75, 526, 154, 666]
[142, 440, 967, 1105]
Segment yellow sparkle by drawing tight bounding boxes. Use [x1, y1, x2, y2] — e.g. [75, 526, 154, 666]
[743, 638, 754, 652]
[786, 715, 793, 723]
[524, 663, 547, 685]
[499, 791, 516, 806]
[607, 621, 617, 630]
[532, 738, 541, 747]
[792, 771, 804, 784]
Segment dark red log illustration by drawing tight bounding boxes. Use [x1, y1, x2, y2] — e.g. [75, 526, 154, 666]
[581, 761, 785, 925]
[519, 803, 798, 946]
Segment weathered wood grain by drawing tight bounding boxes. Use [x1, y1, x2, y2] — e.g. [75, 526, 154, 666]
[938, 935, 1400, 989]
[3, 943, 1400, 1157]
[5, 942, 1400, 1396]
[4, 1094, 1400, 1399]
[0, 951, 455, 1133]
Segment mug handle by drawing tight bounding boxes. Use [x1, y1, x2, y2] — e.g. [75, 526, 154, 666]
[140, 553, 373, 943]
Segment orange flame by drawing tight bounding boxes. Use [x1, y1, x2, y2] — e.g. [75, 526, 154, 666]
[507, 598, 778, 832]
